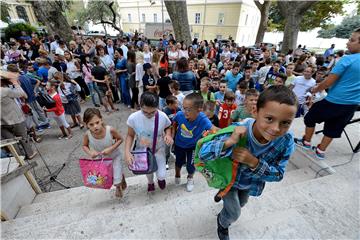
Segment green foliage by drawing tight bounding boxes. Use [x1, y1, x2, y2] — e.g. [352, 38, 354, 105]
[1, 2, 11, 23]
[318, 15, 360, 38]
[269, 1, 345, 31]
[4, 23, 37, 40]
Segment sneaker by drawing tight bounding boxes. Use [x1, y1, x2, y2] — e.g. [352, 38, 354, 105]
[94, 104, 101, 107]
[294, 137, 311, 150]
[166, 164, 169, 170]
[217, 215, 229, 240]
[147, 183, 155, 192]
[311, 145, 325, 160]
[175, 177, 181, 185]
[158, 179, 166, 190]
[186, 178, 194, 192]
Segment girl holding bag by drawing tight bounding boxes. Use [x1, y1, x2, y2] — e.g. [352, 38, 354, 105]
[125, 92, 173, 192]
[82, 108, 127, 198]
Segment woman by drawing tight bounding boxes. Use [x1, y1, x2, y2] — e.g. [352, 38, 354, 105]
[207, 43, 217, 63]
[159, 52, 169, 74]
[80, 55, 101, 107]
[168, 44, 179, 73]
[127, 50, 139, 110]
[293, 54, 308, 76]
[179, 43, 189, 59]
[64, 50, 89, 102]
[171, 57, 196, 95]
[115, 48, 131, 107]
[195, 59, 209, 90]
[1, 70, 36, 159]
[143, 43, 153, 64]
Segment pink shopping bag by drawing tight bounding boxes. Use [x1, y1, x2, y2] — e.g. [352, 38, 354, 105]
[79, 157, 113, 189]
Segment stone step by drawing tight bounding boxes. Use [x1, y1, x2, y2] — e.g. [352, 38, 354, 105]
[2, 173, 334, 239]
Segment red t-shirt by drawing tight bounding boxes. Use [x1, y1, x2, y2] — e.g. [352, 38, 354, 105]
[46, 93, 65, 116]
[218, 103, 237, 128]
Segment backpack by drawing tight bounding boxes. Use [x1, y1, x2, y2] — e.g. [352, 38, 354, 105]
[194, 125, 247, 201]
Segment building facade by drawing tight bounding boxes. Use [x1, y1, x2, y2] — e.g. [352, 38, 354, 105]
[117, 0, 260, 46]
[4, 0, 38, 26]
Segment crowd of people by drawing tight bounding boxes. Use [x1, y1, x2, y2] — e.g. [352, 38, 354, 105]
[1, 27, 359, 240]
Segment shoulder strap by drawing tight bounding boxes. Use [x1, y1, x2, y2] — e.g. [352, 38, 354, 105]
[152, 111, 159, 153]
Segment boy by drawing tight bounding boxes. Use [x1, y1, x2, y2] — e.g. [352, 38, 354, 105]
[284, 63, 296, 87]
[239, 66, 255, 89]
[169, 80, 185, 109]
[265, 60, 285, 87]
[230, 89, 259, 123]
[163, 95, 181, 169]
[214, 80, 227, 115]
[200, 77, 215, 103]
[235, 81, 248, 106]
[273, 73, 287, 86]
[218, 91, 237, 129]
[198, 85, 298, 240]
[172, 93, 216, 192]
[289, 66, 316, 118]
[142, 63, 157, 93]
[204, 101, 219, 128]
[157, 67, 172, 110]
[209, 77, 220, 93]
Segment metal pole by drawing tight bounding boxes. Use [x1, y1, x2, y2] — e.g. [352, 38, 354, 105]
[161, 0, 164, 33]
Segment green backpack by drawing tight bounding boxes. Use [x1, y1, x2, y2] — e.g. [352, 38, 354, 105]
[194, 125, 247, 201]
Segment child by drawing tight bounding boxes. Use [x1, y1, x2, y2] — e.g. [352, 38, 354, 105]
[82, 108, 127, 198]
[273, 73, 287, 86]
[209, 77, 220, 93]
[204, 101, 219, 128]
[172, 92, 216, 192]
[200, 77, 215, 103]
[235, 81, 248, 106]
[157, 68, 172, 110]
[284, 63, 296, 87]
[218, 91, 237, 128]
[169, 80, 185, 109]
[214, 80, 227, 115]
[163, 95, 181, 169]
[142, 63, 157, 93]
[43, 79, 72, 139]
[230, 89, 259, 123]
[125, 92, 173, 192]
[198, 85, 298, 240]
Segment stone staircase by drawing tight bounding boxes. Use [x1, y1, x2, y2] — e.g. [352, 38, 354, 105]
[1, 150, 358, 239]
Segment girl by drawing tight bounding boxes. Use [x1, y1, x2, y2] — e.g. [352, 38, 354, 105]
[80, 55, 101, 107]
[125, 92, 173, 192]
[82, 108, 127, 198]
[54, 72, 84, 129]
[127, 50, 139, 110]
[43, 79, 72, 139]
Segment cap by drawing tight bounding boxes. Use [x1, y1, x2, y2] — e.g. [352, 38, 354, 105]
[143, 63, 152, 71]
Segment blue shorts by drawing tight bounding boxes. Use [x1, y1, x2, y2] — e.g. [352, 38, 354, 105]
[174, 145, 195, 174]
[304, 99, 358, 138]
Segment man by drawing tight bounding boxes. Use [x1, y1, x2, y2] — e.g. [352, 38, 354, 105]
[106, 38, 115, 59]
[119, 39, 128, 59]
[295, 28, 360, 160]
[224, 62, 243, 92]
[324, 44, 335, 59]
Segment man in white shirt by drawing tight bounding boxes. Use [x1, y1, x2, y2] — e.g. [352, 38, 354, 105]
[50, 35, 60, 54]
[106, 38, 115, 59]
[119, 39, 128, 59]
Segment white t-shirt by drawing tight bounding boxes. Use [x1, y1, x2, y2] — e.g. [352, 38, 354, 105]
[121, 44, 128, 59]
[291, 76, 316, 104]
[143, 52, 153, 64]
[135, 63, 144, 87]
[168, 50, 179, 64]
[179, 50, 189, 59]
[127, 110, 171, 151]
[55, 47, 65, 56]
[174, 92, 185, 109]
[258, 65, 271, 84]
[235, 90, 245, 106]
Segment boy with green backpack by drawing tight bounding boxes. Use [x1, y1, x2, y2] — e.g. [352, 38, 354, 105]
[197, 86, 298, 240]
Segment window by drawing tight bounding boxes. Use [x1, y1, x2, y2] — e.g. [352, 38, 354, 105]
[195, 13, 201, 24]
[218, 13, 224, 25]
[16, 6, 29, 23]
[216, 35, 222, 40]
[128, 14, 132, 22]
[142, 13, 146, 22]
[245, 14, 248, 25]
[154, 13, 157, 23]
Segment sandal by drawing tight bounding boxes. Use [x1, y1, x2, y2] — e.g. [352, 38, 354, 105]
[115, 185, 123, 198]
[121, 177, 127, 190]
[65, 134, 73, 140]
[58, 135, 67, 140]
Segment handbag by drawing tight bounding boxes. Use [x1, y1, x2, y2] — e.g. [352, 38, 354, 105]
[79, 156, 113, 189]
[60, 87, 78, 103]
[129, 111, 159, 174]
[36, 91, 56, 108]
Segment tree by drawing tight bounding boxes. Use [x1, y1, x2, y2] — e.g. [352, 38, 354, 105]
[164, 0, 192, 45]
[278, 1, 316, 54]
[254, 0, 272, 44]
[4, 23, 36, 41]
[29, 1, 73, 41]
[78, 0, 122, 35]
[318, 15, 360, 39]
[1, 2, 11, 23]
[270, 1, 345, 32]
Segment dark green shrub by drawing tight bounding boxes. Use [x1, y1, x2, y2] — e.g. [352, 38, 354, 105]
[4, 23, 36, 41]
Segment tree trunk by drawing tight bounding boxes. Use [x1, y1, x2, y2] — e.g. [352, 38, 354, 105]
[164, 0, 192, 46]
[254, 1, 271, 44]
[30, 1, 73, 41]
[278, 1, 316, 54]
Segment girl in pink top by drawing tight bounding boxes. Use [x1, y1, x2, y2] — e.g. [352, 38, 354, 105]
[81, 56, 101, 107]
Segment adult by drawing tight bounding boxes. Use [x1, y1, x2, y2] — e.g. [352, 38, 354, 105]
[0, 70, 37, 159]
[293, 44, 304, 61]
[295, 28, 360, 160]
[168, 44, 179, 73]
[127, 50, 138, 110]
[207, 42, 217, 63]
[179, 43, 189, 59]
[194, 59, 209, 90]
[119, 39, 128, 60]
[106, 38, 115, 59]
[323, 44, 335, 59]
[293, 54, 308, 76]
[4, 41, 22, 64]
[171, 57, 196, 95]
[224, 62, 242, 92]
[143, 43, 153, 64]
[115, 48, 131, 107]
[80, 55, 101, 107]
